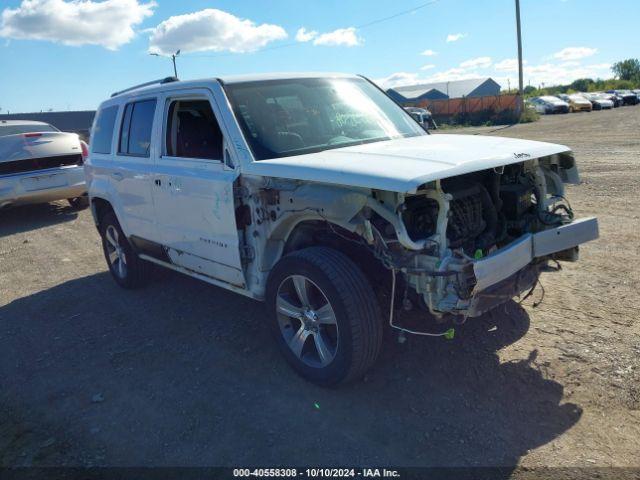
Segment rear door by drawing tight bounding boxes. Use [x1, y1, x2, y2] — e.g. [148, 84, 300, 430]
[111, 97, 159, 241]
[150, 88, 245, 287]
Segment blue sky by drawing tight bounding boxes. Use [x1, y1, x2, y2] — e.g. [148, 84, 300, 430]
[0, 0, 635, 113]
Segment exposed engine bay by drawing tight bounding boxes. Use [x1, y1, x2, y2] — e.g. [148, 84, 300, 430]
[362, 154, 597, 319]
[401, 162, 574, 257]
[237, 153, 598, 321]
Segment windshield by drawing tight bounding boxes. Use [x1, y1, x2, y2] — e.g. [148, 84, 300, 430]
[0, 123, 58, 137]
[224, 77, 426, 160]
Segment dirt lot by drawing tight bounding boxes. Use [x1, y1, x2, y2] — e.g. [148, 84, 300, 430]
[1, 106, 639, 473]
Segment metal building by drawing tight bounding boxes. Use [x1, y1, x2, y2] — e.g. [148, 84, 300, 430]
[387, 77, 502, 102]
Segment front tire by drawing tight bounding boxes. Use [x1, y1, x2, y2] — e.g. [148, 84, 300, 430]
[99, 211, 149, 289]
[266, 247, 383, 386]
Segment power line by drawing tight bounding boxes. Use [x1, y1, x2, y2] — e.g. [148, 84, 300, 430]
[181, 0, 440, 60]
[356, 0, 439, 29]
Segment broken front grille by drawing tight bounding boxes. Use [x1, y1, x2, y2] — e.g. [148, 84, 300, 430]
[0, 154, 82, 176]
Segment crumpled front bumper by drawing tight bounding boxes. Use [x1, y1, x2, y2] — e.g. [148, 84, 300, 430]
[472, 217, 599, 293]
[426, 217, 599, 317]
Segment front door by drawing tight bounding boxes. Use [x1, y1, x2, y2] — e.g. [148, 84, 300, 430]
[150, 89, 245, 287]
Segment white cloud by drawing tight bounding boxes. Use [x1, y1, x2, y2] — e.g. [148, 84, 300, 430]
[587, 63, 612, 70]
[460, 56, 492, 69]
[0, 0, 155, 50]
[374, 72, 421, 89]
[313, 27, 362, 47]
[492, 61, 611, 90]
[446, 33, 466, 43]
[148, 8, 287, 55]
[295, 27, 317, 42]
[375, 68, 483, 89]
[494, 58, 527, 72]
[420, 49, 437, 56]
[520, 61, 611, 87]
[552, 46, 597, 61]
[423, 68, 482, 83]
[377, 51, 610, 92]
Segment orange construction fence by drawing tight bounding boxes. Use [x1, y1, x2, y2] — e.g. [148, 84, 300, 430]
[408, 94, 521, 119]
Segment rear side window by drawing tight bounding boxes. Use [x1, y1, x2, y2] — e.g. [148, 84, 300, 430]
[165, 99, 223, 160]
[91, 106, 118, 154]
[118, 99, 157, 157]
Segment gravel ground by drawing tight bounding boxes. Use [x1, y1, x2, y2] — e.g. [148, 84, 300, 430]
[1, 106, 639, 474]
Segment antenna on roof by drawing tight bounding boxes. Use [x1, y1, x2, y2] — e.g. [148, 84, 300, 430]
[150, 49, 181, 78]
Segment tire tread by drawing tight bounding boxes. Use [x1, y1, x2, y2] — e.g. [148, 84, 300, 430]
[270, 247, 383, 385]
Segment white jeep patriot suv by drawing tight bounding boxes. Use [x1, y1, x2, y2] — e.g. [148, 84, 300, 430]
[86, 73, 599, 385]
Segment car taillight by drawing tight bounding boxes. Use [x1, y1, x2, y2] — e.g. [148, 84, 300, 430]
[23, 133, 42, 138]
[80, 140, 89, 164]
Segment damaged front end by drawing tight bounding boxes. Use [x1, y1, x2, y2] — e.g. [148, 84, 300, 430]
[241, 150, 598, 323]
[355, 152, 599, 319]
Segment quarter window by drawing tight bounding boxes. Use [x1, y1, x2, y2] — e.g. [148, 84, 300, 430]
[165, 99, 223, 160]
[118, 99, 157, 157]
[91, 105, 118, 154]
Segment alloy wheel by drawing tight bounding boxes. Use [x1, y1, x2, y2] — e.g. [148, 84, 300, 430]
[275, 275, 339, 368]
[105, 225, 127, 279]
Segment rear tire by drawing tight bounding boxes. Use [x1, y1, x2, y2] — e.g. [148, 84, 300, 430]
[99, 211, 149, 289]
[68, 196, 89, 210]
[266, 247, 383, 386]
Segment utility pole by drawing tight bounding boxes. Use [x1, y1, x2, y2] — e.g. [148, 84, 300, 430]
[515, 0, 524, 112]
[150, 49, 181, 78]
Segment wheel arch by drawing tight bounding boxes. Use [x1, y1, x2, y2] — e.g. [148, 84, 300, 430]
[276, 219, 390, 294]
[90, 196, 114, 230]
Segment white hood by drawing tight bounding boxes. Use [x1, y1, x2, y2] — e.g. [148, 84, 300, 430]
[242, 134, 571, 193]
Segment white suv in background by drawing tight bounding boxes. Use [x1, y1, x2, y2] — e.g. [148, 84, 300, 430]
[86, 73, 598, 385]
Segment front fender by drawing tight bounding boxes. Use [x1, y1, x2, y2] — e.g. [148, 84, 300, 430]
[259, 184, 370, 272]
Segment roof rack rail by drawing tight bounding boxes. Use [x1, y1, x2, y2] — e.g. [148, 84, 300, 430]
[111, 76, 179, 98]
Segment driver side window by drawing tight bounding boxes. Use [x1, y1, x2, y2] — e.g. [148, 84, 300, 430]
[164, 99, 223, 160]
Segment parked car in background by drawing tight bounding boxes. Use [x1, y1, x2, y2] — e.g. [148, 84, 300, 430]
[564, 94, 593, 112]
[86, 73, 598, 385]
[633, 89, 640, 101]
[404, 106, 437, 130]
[598, 92, 622, 108]
[581, 93, 614, 110]
[530, 96, 570, 114]
[0, 120, 88, 209]
[606, 90, 639, 106]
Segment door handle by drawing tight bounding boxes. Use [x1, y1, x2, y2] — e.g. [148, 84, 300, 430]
[111, 172, 124, 181]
